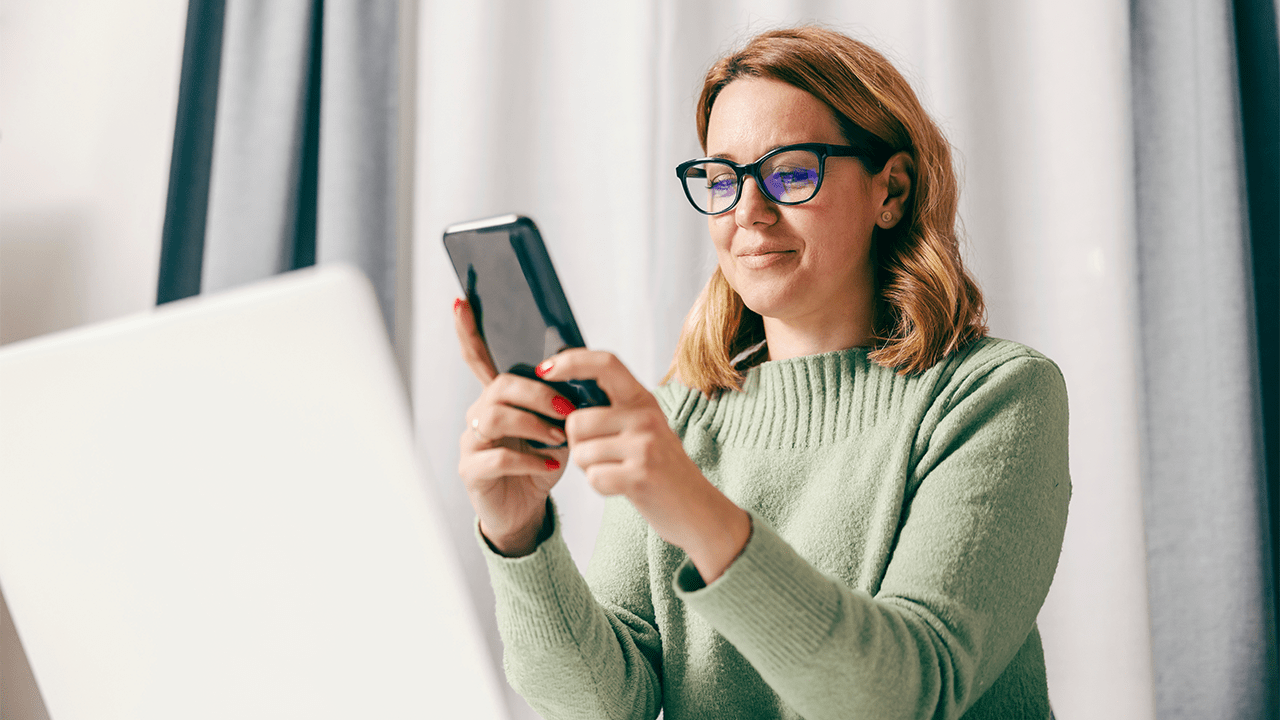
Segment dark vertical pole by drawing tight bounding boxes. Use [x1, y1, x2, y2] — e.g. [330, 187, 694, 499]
[289, 0, 324, 271]
[157, 0, 227, 304]
[1234, 0, 1280, 713]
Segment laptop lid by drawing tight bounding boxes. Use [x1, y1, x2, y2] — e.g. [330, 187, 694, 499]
[0, 265, 508, 720]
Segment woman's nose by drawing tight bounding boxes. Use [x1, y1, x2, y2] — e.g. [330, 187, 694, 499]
[735, 177, 778, 227]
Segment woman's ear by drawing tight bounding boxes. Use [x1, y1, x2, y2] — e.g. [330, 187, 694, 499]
[874, 151, 913, 230]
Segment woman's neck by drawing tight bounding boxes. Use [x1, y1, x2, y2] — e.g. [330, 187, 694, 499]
[762, 312, 875, 361]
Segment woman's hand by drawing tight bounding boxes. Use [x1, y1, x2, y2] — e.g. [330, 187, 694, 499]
[537, 349, 752, 583]
[454, 300, 572, 557]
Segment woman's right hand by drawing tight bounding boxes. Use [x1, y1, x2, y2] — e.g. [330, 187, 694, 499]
[454, 299, 572, 557]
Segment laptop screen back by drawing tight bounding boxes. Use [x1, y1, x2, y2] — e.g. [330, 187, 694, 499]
[0, 266, 507, 720]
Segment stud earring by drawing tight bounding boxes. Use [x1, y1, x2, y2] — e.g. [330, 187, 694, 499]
[881, 211, 893, 224]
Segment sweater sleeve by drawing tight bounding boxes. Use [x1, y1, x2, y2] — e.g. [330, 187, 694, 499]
[673, 354, 1070, 720]
[480, 498, 663, 720]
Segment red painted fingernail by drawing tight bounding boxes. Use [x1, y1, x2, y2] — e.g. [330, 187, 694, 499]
[535, 360, 553, 378]
[551, 396, 576, 416]
[453, 298, 464, 312]
[545, 458, 561, 470]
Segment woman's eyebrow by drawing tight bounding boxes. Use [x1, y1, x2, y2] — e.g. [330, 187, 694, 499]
[708, 143, 801, 162]
[708, 150, 761, 163]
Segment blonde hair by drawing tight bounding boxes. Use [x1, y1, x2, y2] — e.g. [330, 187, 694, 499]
[665, 26, 987, 395]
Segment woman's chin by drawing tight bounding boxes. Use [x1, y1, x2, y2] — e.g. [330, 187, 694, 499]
[736, 290, 794, 320]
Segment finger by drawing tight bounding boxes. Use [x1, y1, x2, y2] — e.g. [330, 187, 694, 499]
[484, 372, 579, 424]
[562, 404, 631, 444]
[454, 298, 498, 385]
[569, 433, 630, 473]
[535, 349, 650, 407]
[467, 400, 568, 449]
[458, 443, 567, 485]
[582, 461, 632, 497]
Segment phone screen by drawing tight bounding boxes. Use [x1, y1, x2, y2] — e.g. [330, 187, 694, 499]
[443, 216, 584, 377]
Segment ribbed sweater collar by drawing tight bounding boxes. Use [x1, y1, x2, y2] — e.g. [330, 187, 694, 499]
[672, 347, 918, 449]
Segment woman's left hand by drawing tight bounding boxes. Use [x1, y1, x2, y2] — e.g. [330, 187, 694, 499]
[536, 349, 751, 583]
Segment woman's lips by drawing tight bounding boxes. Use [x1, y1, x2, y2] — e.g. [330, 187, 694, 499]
[737, 250, 794, 269]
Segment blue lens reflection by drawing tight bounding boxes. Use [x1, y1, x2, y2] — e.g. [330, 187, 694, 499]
[764, 168, 818, 200]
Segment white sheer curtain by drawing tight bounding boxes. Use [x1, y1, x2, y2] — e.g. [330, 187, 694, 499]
[411, 2, 1151, 718]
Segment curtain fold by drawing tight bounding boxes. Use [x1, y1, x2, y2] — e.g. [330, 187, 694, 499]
[1233, 0, 1280, 633]
[201, 0, 323, 291]
[156, 0, 226, 304]
[1131, 0, 1279, 717]
[157, 0, 402, 341]
[315, 1, 399, 335]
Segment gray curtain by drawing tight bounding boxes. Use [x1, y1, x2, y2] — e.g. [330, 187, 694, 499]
[157, 0, 402, 343]
[1132, 0, 1279, 717]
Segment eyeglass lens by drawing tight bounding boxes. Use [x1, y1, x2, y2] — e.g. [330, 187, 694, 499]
[682, 148, 822, 214]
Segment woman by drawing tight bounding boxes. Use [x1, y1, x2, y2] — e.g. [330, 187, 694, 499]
[453, 26, 1069, 720]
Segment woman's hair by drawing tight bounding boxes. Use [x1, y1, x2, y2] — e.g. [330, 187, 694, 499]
[664, 26, 987, 395]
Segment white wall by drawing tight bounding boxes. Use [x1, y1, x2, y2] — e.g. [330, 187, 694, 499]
[0, 1, 185, 344]
[0, 2, 186, 717]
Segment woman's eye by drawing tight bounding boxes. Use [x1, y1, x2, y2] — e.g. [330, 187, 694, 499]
[772, 168, 817, 188]
[708, 176, 737, 197]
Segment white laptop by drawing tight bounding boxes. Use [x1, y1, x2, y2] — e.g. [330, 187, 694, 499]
[0, 265, 508, 720]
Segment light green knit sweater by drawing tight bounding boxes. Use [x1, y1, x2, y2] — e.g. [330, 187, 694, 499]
[480, 337, 1070, 720]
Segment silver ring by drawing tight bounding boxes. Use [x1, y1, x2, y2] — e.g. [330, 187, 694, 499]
[470, 417, 489, 443]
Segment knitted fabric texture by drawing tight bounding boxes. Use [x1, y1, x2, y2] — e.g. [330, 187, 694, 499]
[480, 337, 1070, 720]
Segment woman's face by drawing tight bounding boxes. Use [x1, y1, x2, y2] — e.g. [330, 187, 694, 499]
[704, 78, 887, 334]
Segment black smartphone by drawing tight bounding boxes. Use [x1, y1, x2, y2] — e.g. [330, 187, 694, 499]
[443, 215, 610, 445]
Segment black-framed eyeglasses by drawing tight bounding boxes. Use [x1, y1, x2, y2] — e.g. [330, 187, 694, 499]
[675, 142, 891, 216]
